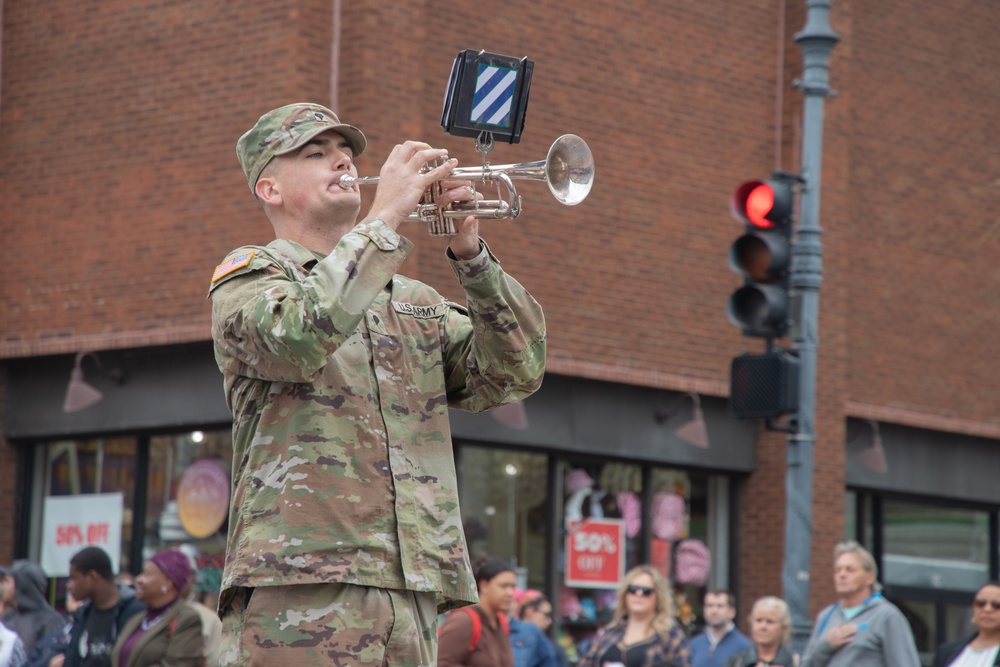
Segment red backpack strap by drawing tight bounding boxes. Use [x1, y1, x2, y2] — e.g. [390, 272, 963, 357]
[498, 611, 510, 635]
[437, 607, 483, 655]
[463, 607, 482, 654]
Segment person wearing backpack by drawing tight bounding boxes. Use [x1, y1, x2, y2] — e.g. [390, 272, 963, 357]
[438, 559, 516, 667]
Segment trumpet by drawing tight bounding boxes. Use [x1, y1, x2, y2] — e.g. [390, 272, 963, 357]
[339, 134, 595, 236]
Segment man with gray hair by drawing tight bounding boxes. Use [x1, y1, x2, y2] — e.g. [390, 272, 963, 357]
[801, 541, 920, 667]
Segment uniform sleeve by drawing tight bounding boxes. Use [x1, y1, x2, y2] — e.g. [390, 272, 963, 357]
[441, 242, 546, 411]
[210, 222, 412, 383]
[436, 611, 474, 667]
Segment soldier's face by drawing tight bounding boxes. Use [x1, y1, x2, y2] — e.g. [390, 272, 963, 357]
[264, 130, 361, 222]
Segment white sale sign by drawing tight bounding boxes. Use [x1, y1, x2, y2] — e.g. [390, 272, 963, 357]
[41, 493, 124, 577]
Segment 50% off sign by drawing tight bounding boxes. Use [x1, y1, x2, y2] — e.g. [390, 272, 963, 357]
[565, 518, 626, 588]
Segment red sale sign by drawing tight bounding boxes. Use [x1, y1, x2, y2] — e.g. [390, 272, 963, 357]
[565, 518, 625, 588]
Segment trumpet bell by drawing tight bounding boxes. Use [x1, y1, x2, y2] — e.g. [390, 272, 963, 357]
[545, 134, 595, 206]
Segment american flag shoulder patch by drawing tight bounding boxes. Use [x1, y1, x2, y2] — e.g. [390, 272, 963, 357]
[212, 251, 255, 283]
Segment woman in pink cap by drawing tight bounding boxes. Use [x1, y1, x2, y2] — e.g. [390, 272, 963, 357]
[111, 550, 205, 667]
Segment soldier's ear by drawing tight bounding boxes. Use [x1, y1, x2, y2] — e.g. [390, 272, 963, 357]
[256, 175, 282, 207]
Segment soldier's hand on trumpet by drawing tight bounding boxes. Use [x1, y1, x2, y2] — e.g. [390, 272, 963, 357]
[366, 141, 457, 229]
[438, 178, 483, 260]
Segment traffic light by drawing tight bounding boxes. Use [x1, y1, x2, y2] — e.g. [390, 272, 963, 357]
[727, 177, 795, 339]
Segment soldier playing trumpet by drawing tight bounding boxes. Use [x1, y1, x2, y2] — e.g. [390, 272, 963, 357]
[208, 102, 547, 667]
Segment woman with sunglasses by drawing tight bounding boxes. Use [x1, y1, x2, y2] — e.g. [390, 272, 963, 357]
[932, 581, 1000, 667]
[578, 565, 692, 667]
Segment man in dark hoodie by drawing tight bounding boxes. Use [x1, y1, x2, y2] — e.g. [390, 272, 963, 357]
[61, 547, 144, 667]
[0, 560, 66, 655]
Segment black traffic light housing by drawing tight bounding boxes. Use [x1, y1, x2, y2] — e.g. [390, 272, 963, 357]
[729, 349, 800, 420]
[727, 175, 796, 339]
[726, 172, 801, 423]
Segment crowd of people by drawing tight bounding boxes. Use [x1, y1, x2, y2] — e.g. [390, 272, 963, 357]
[0, 539, 997, 667]
[432, 541, 998, 667]
[0, 547, 219, 667]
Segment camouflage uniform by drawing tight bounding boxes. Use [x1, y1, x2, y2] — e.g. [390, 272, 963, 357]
[208, 219, 545, 664]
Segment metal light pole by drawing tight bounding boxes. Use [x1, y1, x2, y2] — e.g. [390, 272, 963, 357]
[785, 0, 839, 655]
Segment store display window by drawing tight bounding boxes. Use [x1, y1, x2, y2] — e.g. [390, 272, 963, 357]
[145, 430, 232, 607]
[36, 429, 233, 609]
[455, 444, 721, 663]
[458, 445, 550, 591]
[559, 461, 710, 652]
[847, 490, 1000, 663]
[45, 437, 139, 574]
[882, 500, 990, 592]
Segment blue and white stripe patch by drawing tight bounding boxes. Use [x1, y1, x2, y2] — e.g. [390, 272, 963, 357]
[472, 64, 517, 128]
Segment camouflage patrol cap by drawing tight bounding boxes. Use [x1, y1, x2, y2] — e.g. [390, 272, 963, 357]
[237, 102, 367, 191]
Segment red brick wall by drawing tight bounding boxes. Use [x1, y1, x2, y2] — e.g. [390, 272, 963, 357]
[845, 0, 1000, 424]
[2, 0, 999, 622]
[0, 0, 337, 355]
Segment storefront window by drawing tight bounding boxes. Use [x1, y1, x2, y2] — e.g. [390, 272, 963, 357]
[45, 438, 138, 573]
[944, 600, 974, 645]
[554, 460, 640, 662]
[458, 445, 550, 590]
[145, 430, 232, 607]
[651, 467, 708, 634]
[883, 501, 990, 591]
[456, 445, 720, 665]
[889, 597, 935, 656]
[559, 461, 709, 650]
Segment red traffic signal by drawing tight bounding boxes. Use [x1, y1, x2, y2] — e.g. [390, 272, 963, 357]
[727, 176, 796, 338]
[730, 180, 793, 230]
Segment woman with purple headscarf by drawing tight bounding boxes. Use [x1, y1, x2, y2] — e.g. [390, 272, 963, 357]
[111, 550, 205, 667]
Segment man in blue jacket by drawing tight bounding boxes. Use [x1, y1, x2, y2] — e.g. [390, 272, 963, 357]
[61, 547, 145, 667]
[689, 590, 752, 667]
